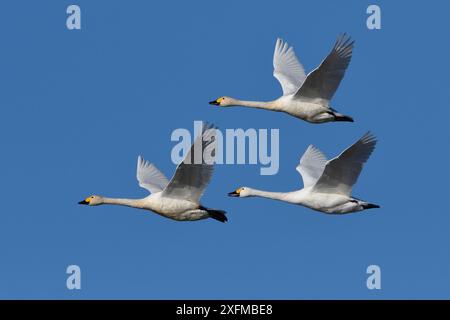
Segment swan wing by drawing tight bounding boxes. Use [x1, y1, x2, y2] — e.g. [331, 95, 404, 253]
[162, 122, 216, 203]
[313, 132, 377, 196]
[295, 34, 354, 103]
[273, 38, 307, 96]
[296, 145, 328, 188]
[136, 156, 170, 194]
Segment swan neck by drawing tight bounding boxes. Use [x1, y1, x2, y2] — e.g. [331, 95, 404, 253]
[233, 99, 274, 109]
[102, 197, 144, 209]
[249, 189, 288, 201]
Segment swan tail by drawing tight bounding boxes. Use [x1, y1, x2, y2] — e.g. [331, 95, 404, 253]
[200, 206, 228, 223]
[351, 198, 380, 211]
[333, 113, 354, 122]
[361, 202, 380, 210]
[329, 109, 354, 122]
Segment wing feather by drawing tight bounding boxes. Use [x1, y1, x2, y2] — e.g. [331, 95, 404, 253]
[296, 145, 328, 188]
[313, 132, 377, 196]
[273, 38, 307, 96]
[295, 33, 354, 103]
[136, 156, 169, 194]
[162, 122, 217, 203]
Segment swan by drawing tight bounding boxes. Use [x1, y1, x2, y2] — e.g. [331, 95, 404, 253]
[210, 34, 355, 124]
[78, 122, 227, 223]
[228, 132, 379, 214]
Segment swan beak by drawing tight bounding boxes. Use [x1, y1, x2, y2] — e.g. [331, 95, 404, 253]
[209, 99, 220, 106]
[228, 190, 240, 197]
[78, 198, 91, 205]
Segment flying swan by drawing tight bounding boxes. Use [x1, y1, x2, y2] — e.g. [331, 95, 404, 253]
[229, 132, 379, 214]
[210, 34, 355, 124]
[79, 122, 227, 223]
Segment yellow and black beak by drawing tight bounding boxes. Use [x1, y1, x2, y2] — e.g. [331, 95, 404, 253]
[209, 98, 222, 106]
[228, 189, 241, 197]
[78, 197, 91, 205]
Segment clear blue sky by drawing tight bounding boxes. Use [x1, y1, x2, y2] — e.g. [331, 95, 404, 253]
[0, 0, 448, 299]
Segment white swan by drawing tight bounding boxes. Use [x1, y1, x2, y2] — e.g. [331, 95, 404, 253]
[228, 132, 379, 214]
[210, 34, 355, 124]
[79, 122, 227, 223]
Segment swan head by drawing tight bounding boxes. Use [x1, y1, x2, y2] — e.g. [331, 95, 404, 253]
[228, 187, 252, 198]
[209, 96, 234, 107]
[78, 195, 103, 206]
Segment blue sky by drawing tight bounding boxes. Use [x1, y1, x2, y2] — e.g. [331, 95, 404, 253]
[0, 0, 448, 299]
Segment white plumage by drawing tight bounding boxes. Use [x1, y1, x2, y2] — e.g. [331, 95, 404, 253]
[210, 34, 355, 124]
[137, 156, 169, 193]
[79, 122, 227, 223]
[229, 132, 379, 214]
[296, 145, 328, 188]
[273, 38, 307, 96]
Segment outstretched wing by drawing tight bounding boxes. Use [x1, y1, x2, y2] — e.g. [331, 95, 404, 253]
[313, 132, 377, 196]
[136, 156, 170, 194]
[273, 38, 307, 96]
[295, 33, 354, 103]
[162, 122, 217, 203]
[296, 145, 328, 188]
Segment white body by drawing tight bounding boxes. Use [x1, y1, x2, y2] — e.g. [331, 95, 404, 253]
[232, 95, 336, 123]
[276, 96, 332, 122]
[241, 188, 369, 214]
[100, 193, 209, 221]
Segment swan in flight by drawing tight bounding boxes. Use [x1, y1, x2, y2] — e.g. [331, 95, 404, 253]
[79, 122, 227, 223]
[228, 132, 379, 214]
[210, 34, 355, 124]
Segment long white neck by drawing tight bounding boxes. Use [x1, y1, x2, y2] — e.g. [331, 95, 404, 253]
[101, 197, 145, 209]
[248, 189, 291, 202]
[230, 98, 278, 110]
